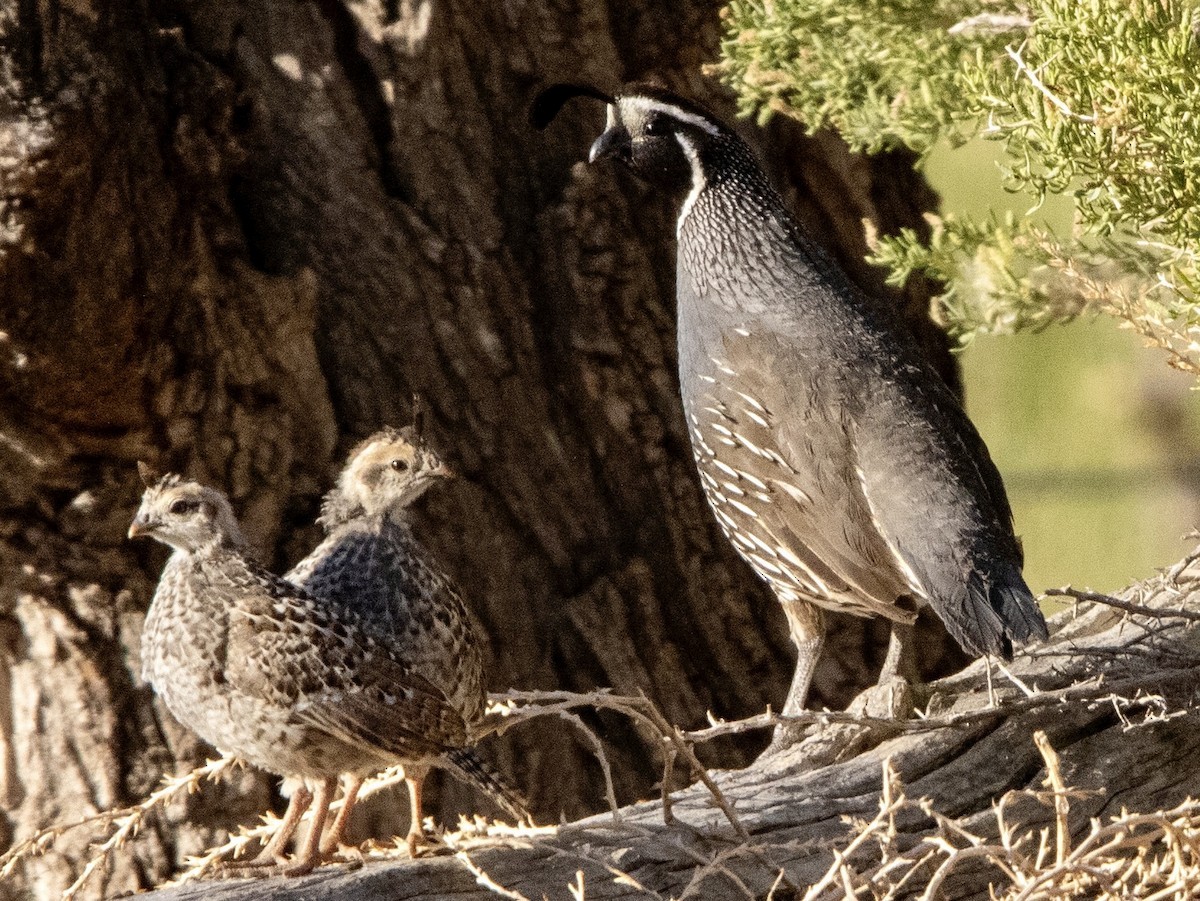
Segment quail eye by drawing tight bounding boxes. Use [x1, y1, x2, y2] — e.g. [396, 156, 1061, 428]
[644, 115, 667, 136]
[390, 459, 409, 472]
[168, 499, 197, 515]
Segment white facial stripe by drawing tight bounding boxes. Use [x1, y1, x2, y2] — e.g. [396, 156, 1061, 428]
[606, 103, 618, 129]
[676, 132, 705, 235]
[623, 96, 720, 135]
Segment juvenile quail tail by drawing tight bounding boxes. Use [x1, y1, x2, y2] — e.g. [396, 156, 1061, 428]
[444, 748, 531, 823]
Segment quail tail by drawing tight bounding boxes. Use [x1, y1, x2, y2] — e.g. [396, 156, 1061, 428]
[988, 561, 1049, 651]
[444, 748, 531, 823]
[951, 563, 1047, 661]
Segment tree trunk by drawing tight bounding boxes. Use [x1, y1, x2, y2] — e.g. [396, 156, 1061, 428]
[0, 2, 956, 897]
[139, 549, 1200, 901]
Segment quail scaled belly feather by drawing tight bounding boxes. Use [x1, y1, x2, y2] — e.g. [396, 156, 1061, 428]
[535, 83, 1048, 723]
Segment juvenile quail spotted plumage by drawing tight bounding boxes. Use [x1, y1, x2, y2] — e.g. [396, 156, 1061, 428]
[535, 83, 1048, 726]
[287, 424, 526, 854]
[130, 466, 499, 875]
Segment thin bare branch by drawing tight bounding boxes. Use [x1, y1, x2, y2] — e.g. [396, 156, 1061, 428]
[1046, 586, 1200, 622]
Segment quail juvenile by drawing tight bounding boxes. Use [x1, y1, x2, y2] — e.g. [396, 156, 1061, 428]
[535, 84, 1048, 729]
[287, 424, 526, 854]
[131, 467, 489, 874]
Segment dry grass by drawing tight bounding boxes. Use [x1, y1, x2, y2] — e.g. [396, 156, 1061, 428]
[792, 733, 1200, 900]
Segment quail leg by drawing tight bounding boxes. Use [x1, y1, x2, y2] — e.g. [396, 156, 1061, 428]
[847, 621, 916, 720]
[404, 763, 431, 858]
[320, 774, 364, 855]
[878, 621, 917, 684]
[284, 775, 337, 877]
[225, 784, 313, 869]
[781, 600, 825, 715]
[769, 600, 825, 749]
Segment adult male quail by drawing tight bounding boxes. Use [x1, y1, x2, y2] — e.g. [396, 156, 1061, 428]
[130, 466, 508, 874]
[287, 424, 525, 854]
[534, 83, 1048, 722]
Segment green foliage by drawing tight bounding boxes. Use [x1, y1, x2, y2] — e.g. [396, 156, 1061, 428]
[971, 0, 1200, 242]
[871, 213, 1068, 342]
[717, 0, 1200, 372]
[718, 0, 1020, 153]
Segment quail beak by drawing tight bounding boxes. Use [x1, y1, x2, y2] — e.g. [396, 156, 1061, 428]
[588, 123, 630, 164]
[433, 461, 456, 480]
[128, 515, 153, 540]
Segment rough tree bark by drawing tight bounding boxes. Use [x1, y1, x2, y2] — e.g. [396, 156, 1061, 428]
[141, 549, 1200, 901]
[0, 2, 963, 898]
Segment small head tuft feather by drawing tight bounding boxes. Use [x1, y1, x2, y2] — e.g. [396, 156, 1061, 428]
[411, 393, 427, 444]
[137, 461, 161, 489]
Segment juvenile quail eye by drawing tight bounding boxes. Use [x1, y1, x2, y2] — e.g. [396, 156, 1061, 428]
[644, 115, 666, 136]
[169, 499, 197, 515]
[390, 459, 409, 472]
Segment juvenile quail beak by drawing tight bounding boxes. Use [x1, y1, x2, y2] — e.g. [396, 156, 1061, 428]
[589, 124, 630, 164]
[128, 515, 152, 539]
[433, 461, 456, 480]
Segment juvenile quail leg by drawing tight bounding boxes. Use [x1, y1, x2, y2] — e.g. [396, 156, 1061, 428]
[224, 784, 313, 869]
[320, 774, 364, 855]
[284, 776, 337, 877]
[403, 763, 431, 858]
[768, 601, 825, 751]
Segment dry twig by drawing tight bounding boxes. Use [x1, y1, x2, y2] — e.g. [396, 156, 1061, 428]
[1047, 586, 1200, 623]
[791, 734, 1200, 900]
[0, 755, 241, 899]
[488, 688, 749, 840]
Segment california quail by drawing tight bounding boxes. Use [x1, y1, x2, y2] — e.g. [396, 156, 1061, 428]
[287, 424, 525, 853]
[130, 466, 490, 874]
[535, 83, 1048, 725]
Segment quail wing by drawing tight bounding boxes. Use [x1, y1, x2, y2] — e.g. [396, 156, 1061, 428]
[689, 328, 921, 622]
[287, 519, 485, 725]
[223, 559, 470, 757]
[706, 326, 1041, 657]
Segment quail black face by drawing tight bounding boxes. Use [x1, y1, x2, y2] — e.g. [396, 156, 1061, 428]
[587, 90, 726, 196]
[534, 83, 747, 224]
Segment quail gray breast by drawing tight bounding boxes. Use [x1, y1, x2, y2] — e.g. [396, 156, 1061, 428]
[131, 465, 477, 874]
[287, 425, 526, 854]
[535, 83, 1048, 729]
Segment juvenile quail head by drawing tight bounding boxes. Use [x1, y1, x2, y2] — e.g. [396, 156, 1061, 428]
[128, 464, 246, 552]
[332, 427, 454, 517]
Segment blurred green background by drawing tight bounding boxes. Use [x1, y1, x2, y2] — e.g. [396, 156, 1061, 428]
[923, 140, 1200, 601]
